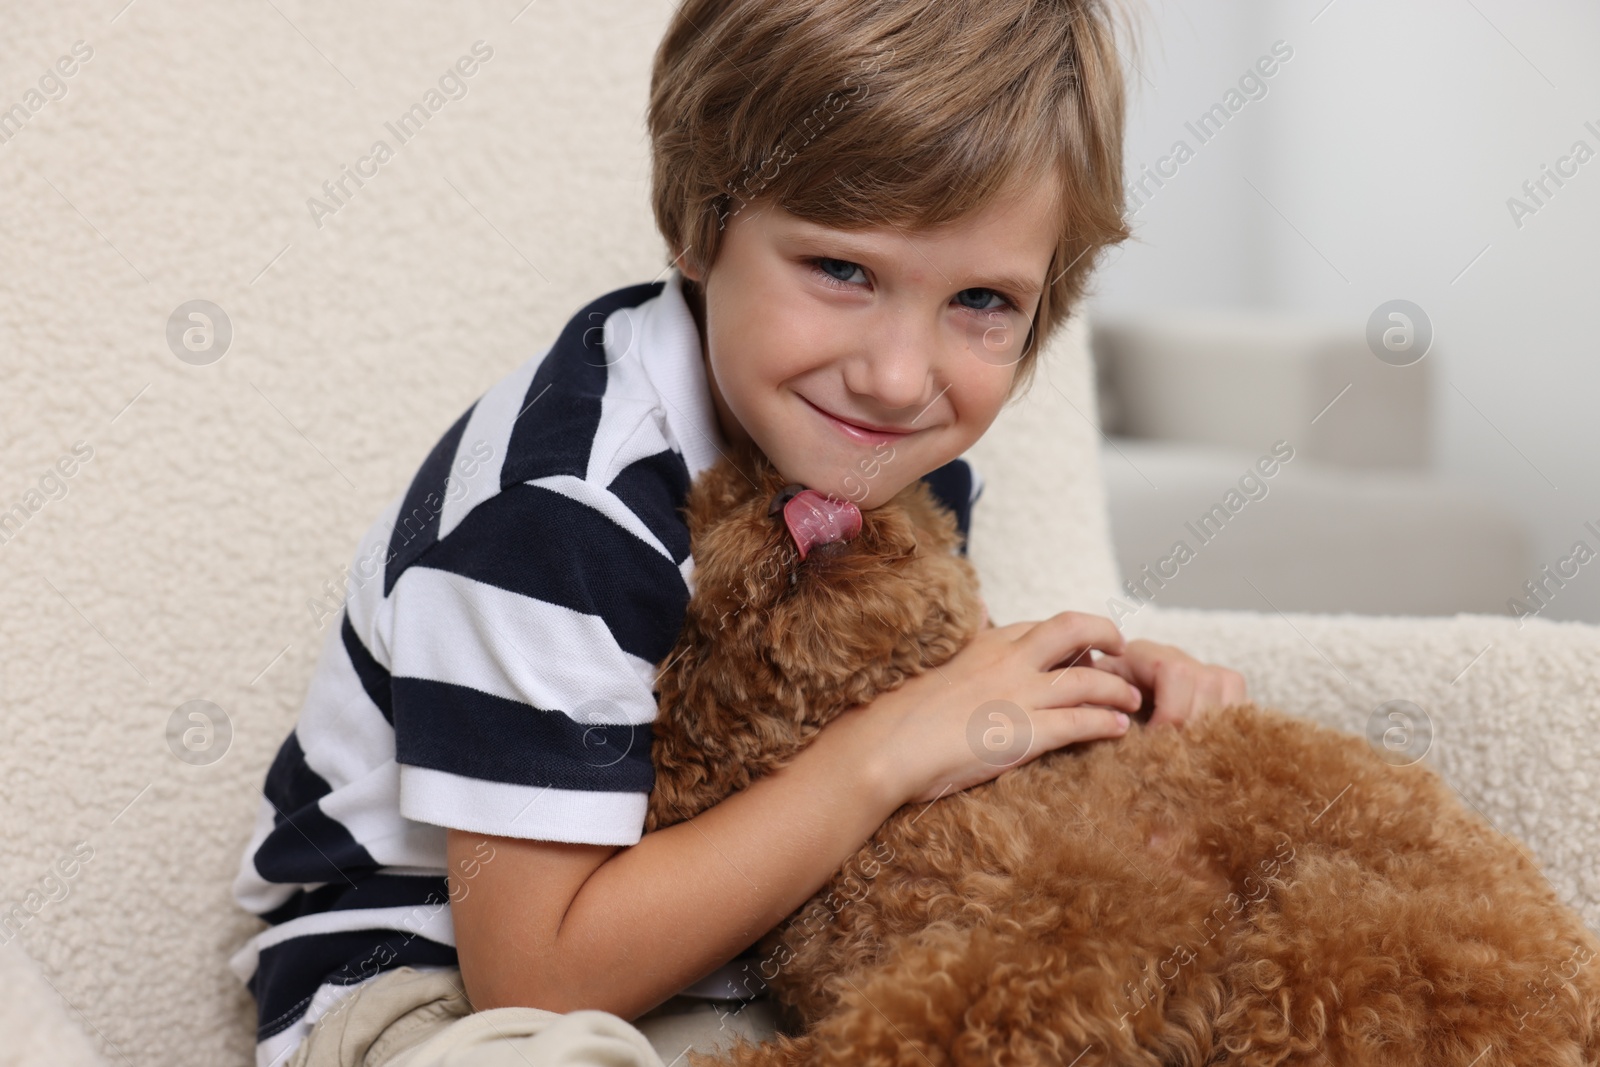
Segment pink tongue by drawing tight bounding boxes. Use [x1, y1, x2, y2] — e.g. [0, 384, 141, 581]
[783, 490, 862, 560]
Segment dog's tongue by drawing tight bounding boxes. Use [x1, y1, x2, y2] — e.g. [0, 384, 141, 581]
[783, 490, 862, 560]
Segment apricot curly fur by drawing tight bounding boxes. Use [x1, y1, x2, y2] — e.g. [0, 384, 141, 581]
[647, 439, 1600, 1066]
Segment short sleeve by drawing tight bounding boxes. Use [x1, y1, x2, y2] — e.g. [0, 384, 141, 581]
[387, 480, 689, 847]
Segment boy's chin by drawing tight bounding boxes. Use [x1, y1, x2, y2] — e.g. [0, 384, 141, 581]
[754, 444, 923, 509]
[769, 465, 907, 510]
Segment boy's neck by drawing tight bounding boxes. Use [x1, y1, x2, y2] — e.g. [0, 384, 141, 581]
[681, 273, 707, 346]
[679, 272, 752, 452]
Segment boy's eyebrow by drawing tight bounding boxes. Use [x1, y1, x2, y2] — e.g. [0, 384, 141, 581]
[780, 223, 1044, 300]
[975, 272, 1042, 300]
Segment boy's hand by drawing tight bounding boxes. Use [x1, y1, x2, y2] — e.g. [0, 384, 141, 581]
[852, 611, 1145, 806]
[1092, 639, 1247, 728]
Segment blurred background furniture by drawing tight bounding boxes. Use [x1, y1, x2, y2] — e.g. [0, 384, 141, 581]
[1091, 312, 1534, 615]
[1085, 2, 1600, 624]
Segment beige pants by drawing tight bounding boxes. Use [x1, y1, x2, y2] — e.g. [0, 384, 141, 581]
[284, 966, 782, 1067]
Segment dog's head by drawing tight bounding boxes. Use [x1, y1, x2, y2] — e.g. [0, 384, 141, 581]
[675, 437, 986, 726]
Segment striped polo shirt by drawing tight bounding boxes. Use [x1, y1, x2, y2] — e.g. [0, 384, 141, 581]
[228, 268, 984, 1067]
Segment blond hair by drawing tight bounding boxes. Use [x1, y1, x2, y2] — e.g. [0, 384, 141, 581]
[647, 0, 1133, 401]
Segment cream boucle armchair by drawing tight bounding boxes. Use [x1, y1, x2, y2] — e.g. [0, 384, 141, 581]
[2, 4, 1596, 1065]
[967, 313, 1600, 942]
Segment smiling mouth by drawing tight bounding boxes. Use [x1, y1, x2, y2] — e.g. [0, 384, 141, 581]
[802, 396, 919, 443]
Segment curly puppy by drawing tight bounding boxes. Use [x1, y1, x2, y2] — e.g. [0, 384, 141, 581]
[646, 439, 1600, 1066]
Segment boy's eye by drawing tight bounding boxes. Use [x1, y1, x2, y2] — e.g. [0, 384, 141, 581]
[813, 257, 865, 286]
[953, 287, 1004, 313]
[807, 257, 1016, 314]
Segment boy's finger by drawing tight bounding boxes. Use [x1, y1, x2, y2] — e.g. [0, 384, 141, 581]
[1149, 665, 1197, 727]
[1045, 666, 1142, 713]
[1020, 611, 1125, 671]
[1039, 706, 1132, 751]
[1090, 653, 1132, 684]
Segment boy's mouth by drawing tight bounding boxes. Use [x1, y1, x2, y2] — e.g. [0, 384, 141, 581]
[801, 395, 918, 446]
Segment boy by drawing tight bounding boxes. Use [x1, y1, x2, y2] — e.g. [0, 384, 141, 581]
[230, 1, 1247, 1064]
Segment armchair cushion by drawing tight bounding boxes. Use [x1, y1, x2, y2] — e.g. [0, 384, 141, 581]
[0, 942, 105, 1067]
[1121, 606, 1600, 934]
[1100, 436, 1533, 615]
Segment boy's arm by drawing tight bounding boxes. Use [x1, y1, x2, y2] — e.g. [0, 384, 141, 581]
[448, 697, 902, 1021]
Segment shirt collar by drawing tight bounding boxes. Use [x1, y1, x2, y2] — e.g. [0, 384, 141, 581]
[635, 266, 731, 481]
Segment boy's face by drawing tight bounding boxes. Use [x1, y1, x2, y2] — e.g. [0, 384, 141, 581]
[679, 174, 1059, 510]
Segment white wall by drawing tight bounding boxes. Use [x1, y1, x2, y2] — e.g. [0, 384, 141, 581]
[1089, 0, 1600, 623]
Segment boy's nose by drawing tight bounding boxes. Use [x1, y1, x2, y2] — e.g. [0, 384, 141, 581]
[846, 314, 942, 413]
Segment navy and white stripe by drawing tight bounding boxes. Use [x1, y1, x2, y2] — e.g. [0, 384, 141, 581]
[229, 269, 984, 1067]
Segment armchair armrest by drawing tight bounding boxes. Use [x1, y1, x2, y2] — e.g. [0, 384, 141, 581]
[1120, 605, 1600, 935]
[0, 939, 105, 1067]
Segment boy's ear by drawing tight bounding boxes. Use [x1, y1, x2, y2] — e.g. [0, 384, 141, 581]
[675, 245, 702, 284]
